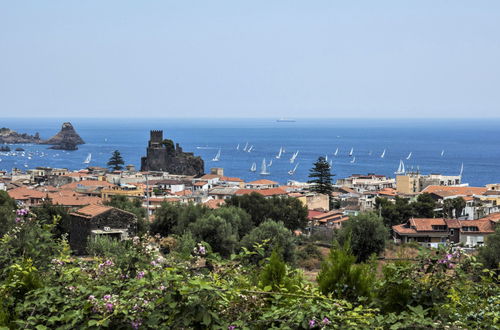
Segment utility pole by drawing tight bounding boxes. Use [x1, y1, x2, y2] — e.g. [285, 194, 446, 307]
[145, 173, 150, 223]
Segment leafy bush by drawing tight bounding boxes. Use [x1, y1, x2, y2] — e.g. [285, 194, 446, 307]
[478, 226, 500, 270]
[317, 242, 374, 302]
[189, 214, 238, 257]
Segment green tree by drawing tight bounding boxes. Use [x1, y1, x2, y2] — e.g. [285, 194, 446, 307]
[478, 226, 500, 270]
[412, 193, 436, 218]
[226, 193, 308, 230]
[0, 191, 17, 237]
[375, 196, 413, 228]
[31, 201, 70, 238]
[308, 156, 334, 195]
[317, 242, 374, 301]
[259, 249, 286, 291]
[338, 212, 388, 262]
[189, 214, 238, 257]
[210, 206, 253, 239]
[107, 150, 125, 171]
[240, 220, 296, 263]
[149, 202, 181, 237]
[452, 197, 466, 219]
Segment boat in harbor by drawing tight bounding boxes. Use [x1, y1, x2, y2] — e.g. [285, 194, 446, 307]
[250, 162, 257, 172]
[260, 158, 270, 175]
[288, 162, 299, 175]
[395, 159, 405, 175]
[212, 149, 221, 162]
[83, 153, 92, 164]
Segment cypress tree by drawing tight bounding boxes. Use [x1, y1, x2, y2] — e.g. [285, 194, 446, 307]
[308, 156, 334, 195]
[107, 150, 125, 171]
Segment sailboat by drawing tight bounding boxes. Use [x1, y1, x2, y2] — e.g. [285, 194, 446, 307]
[247, 145, 254, 153]
[349, 147, 354, 157]
[290, 150, 299, 163]
[394, 160, 405, 175]
[212, 149, 221, 161]
[406, 152, 412, 160]
[236, 144, 240, 150]
[325, 154, 328, 162]
[250, 162, 257, 172]
[380, 149, 386, 158]
[329, 159, 333, 168]
[350, 156, 356, 163]
[288, 162, 299, 175]
[276, 147, 283, 159]
[441, 150, 445, 157]
[243, 142, 249, 152]
[267, 159, 273, 167]
[368, 150, 372, 156]
[83, 153, 92, 164]
[459, 163, 464, 177]
[334, 148, 339, 156]
[260, 158, 270, 175]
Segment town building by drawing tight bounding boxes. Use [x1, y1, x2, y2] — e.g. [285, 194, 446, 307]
[396, 172, 462, 194]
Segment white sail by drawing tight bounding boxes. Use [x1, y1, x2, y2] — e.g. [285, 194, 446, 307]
[406, 152, 412, 160]
[395, 160, 405, 175]
[380, 149, 386, 158]
[441, 150, 445, 157]
[243, 142, 248, 152]
[276, 147, 283, 159]
[325, 154, 328, 162]
[334, 148, 339, 156]
[459, 163, 464, 177]
[290, 150, 299, 163]
[368, 150, 372, 156]
[247, 145, 253, 153]
[288, 162, 299, 175]
[349, 147, 354, 157]
[267, 159, 273, 167]
[236, 144, 239, 150]
[329, 160, 333, 168]
[350, 156, 356, 163]
[83, 153, 92, 164]
[250, 162, 257, 172]
[260, 158, 270, 175]
[212, 149, 221, 161]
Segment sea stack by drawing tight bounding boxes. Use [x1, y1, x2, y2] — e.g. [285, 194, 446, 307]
[140, 130, 205, 176]
[42, 122, 85, 150]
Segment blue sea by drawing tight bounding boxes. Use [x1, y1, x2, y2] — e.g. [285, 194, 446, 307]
[1, 118, 500, 186]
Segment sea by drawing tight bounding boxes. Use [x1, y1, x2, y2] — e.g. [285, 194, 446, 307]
[1, 118, 500, 187]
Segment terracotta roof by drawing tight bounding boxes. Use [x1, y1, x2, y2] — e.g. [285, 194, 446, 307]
[8, 186, 46, 200]
[339, 186, 357, 194]
[61, 180, 115, 190]
[70, 204, 113, 218]
[393, 218, 495, 235]
[220, 176, 244, 182]
[200, 174, 220, 180]
[422, 186, 487, 197]
[194, 181, 208, 186]
[203, 199, 226, 209]
[247, 179, 278, 185]
[308, 210, 324, 219]
[174, 189, 193, 196]
[49, 194, 102, 207]
[288, 192, 304, 198]
[235, 187, 286, 197]
[393, 223, 417, 235]
[409, 218, 447, 231]
[458, 219, 495, 233]
[480, 212, 500, 222]
[377, 188, 397, 196]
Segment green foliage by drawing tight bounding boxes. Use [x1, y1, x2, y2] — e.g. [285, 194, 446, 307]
[375, 196, 413, 228]
[107, 149, 124, 171]
[189, 214, 238, 257]
[317, 242, 374, 301]
[226, 193, 308, 230]
[308, 156, 334, 195]
[210, 206, 253, 239]
[478, 226, 500, 270]
[338, 212, 388, 262]
[240, 220, 297, 263]
[412, 193, 437, 218]
[259, 250, 286, 291]
[150, 202, 208, 236]
[0, 190, 16, 237]
[31, 200, 70, 238]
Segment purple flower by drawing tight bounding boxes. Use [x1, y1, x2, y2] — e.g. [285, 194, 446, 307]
[16, 209, 28, 216]
[15, 217, 21, 223]
[137, 271, 145, 279]
[322, 317, 331, 325]
[198, 245, 206, 255]
[105, 302, 114, 312]
[88, 295, 96, 301]
[150, 260, 157, 266]
[131, 320, 142, 329]
[159, 285, 166, 291]
[105, 259, 114, 266]
[228, 326, 236, 330]
[446, 254, 453, 260]
[103, 294, 111, 301]
[309, 319, 316, 328]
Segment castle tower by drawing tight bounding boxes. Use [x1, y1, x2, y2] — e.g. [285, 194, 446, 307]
[149, 130, 163, 148]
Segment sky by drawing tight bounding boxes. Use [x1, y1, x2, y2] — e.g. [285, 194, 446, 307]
[1, 1, 499, 118]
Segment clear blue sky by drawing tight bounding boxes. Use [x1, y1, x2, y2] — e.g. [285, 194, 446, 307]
[1, 1, 499, 118]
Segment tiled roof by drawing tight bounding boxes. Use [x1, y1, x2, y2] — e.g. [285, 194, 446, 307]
[70, 204, 113, 218]
[409, 218, 447, 231]
[61, 180, 115, 190]
[480, 212, 500, 222]
[49, 194, 102, 206]
[393, 218, 496, 235]
[220, 176, 244, 182]
[194, 181, 208, 186]
[307, 210, 324, 219]
[8, 186, 46, 200]
[204, 199, 226, 209]
[247, 179, 278, 185]
[235, 187, 286, 197]
[459, 219, 495, 233]
[200, 174, 220, 180]
[422, 186, 487, 197]
[393, 223, 417, 235]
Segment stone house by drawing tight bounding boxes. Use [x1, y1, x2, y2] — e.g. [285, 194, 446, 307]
[69, 204, 137, 255]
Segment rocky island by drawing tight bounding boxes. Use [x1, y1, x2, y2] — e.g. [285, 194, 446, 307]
[41, 122, 85, 150]
[141, 130, 205, 176]
[0, 128, 41, 144]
